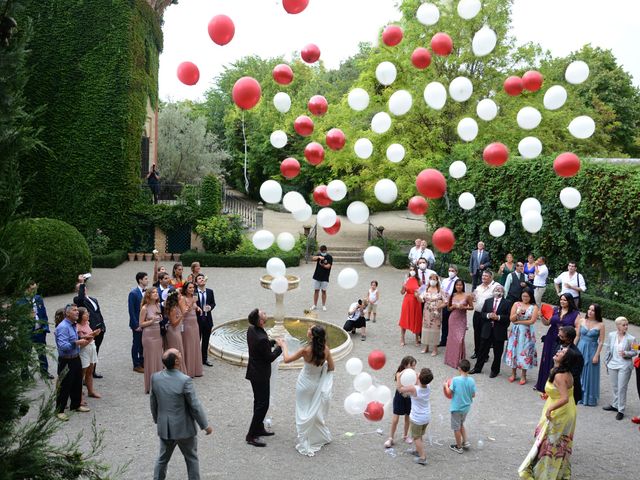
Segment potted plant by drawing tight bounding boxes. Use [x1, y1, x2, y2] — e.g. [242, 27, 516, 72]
[128, 252, 136, 262]
[144, 253, 153, 261]
[173, 253, 181, 262]
[136, 252, 145, 261]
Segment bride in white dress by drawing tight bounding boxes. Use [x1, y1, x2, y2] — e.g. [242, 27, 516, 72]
[276, 325, 334, 456]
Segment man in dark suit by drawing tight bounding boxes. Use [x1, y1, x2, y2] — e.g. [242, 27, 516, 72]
[504, 261, 528, 303]
[128, 272, 148, 373]
[469, 241, 491, 290]
[151, 349, 212, 480]
[23, 281, 53, 378]
[470, 285, 511, 378]
[245, 308, 281, 447]
[195, 273, 216, 367]
[556, 326, 584, 404]
[74, 275, 106, 378]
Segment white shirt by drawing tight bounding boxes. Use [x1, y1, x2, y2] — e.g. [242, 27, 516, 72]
[554, 271, 586, 298]
[368, 288, 379, 305]
[533, 264, 548, 287]
[408, 246, 421, 264]
[418, 248, 436, 264]
[409, 385, 432, 426]
[417, 268, 436, 290]
[441, 275, 459, 296]
[473, 281, 497, 313]
[606, 332, 635, 370]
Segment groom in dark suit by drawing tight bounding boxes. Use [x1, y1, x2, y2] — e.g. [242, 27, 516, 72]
[195, 274, 216, 367]
[470, 285, 511, 378]
[245, 308, 281, 447]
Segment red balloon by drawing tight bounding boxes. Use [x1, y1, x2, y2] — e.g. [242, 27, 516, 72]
[443, 378, 453, 399]
[323, 217, 341, 235]
[301, 43, 321, 63]
[430, 32, 453, 56]
[177, 62, 200, 86]
[308, 95, 328, 116]
[273, 64, 294, 85]
[368, 350, 386, 370]
[504, 76, 523, 96]
[283, 0, 308, 14]
[411, 47, 432, 69]
[207, 15, 235, 46]
[280, 157, 300, 179]
[483, 142, 510, 167]
[540, 303, 554, 321]
[325, 128, 346, 151]
[522, 70, 544, 92]
[408, 196, 429, 215]
[553, 152, 581, 177]
[364, 401, 385, 422]
[416, 169, 447, 199]
[294, 115, 314, 137]
[232, 77, 261, 110]
[432, 227, 455, 253]
[304, 142, 325, 166]
[382, 25, 403, 47]
[313, 185, 332, 206]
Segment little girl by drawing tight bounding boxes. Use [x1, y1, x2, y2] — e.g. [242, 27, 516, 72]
[384, 355, 417, 448]
[366, 280, 380, 323]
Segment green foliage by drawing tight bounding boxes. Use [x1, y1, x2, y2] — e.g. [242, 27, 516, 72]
[195, 215, 243, 254]
[200, 174, 223, 217]
[180, 250, 301, 268]
[233, 235, 307, 258]
[85, 229, 111, 255]
[92, 250, 128, 268]
[3, 218, 92, 295]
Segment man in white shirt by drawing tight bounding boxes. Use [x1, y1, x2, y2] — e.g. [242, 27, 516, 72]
[439, 265, 459, 347]
[407, 238, 422, 266]
[416, 258, 436, 290]
[554, 261, 586, 308]
[533, 256, 549, 306]
[418, 240, 436, 269]
[471, 271, 497, 359]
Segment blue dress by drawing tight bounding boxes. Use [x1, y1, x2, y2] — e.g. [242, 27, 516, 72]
[503, 305, 538, 370]
[577, 325, 601, 405]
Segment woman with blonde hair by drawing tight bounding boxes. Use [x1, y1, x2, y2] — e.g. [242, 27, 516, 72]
[602, 317, 637, 420]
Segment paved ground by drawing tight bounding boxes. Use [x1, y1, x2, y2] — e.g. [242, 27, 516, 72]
[38, 260, 639, 480]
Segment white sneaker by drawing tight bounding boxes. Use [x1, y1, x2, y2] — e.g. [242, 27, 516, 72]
[310, 305, 317, 311]
[322, 305, 327, 311]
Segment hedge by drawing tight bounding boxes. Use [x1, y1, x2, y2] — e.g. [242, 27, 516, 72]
[91, 250, 127, 269]
[180, 251, 301, 268]
[200, 175, 223, 218]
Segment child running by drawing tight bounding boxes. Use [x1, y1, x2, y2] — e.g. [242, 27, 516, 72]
[400, 367, 434, 466]
[443, 358, 476, 454]
[366, 280, 380, 323]
[384, 355, 417, 449]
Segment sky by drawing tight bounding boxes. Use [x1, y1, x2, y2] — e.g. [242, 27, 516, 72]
[159, 0, 640, 101]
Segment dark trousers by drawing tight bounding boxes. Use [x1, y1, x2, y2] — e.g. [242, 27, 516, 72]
[472, 312, 483, 356]
[247, 378, 270, 439]
[31, 333, 49, 373]
[471, 271, 483, 291]
[473, 334, 505, 374]
[198, 318, 212, 364]
[93, 331, 104, 372]
[439, 308, 451, 346]
[56, 356, 82, 412]
[131, 329, 144, 368]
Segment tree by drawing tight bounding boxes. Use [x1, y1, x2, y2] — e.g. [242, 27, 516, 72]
[157, 102, 229, 184]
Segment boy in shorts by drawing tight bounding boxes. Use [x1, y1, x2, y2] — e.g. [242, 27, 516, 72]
[400, 367, 434, 465]
[443, 358, 476, 454]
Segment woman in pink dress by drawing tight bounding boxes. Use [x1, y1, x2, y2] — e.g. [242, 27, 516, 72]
[140, 288, 164, 393]
[398, 266, 422, 346]
[164, 290, 187, 374]
[180, 281, 203, 378]
[444, 279, 474, 368]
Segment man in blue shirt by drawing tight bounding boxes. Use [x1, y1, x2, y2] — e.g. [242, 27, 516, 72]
[55, 304, 92, 420]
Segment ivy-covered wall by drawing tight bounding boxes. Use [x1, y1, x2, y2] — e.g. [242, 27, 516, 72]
[19, 0, 162, 249]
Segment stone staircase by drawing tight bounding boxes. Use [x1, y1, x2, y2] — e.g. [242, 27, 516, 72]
[328, 246, 364, 264]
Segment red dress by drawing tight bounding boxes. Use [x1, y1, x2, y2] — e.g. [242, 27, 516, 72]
[398, 277, 422, 334]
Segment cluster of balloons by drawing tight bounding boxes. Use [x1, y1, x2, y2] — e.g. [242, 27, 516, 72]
[343, 353, 390, 422]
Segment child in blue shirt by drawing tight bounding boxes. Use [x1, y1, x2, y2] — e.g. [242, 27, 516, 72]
[443, 358, 476, 454]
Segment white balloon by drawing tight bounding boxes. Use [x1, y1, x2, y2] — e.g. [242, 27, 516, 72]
[316, 207, 337, 228]
[458, 192, 476, 210]
[388, 90, 413, 116]
[282, 191, 305, 212]
[371, 112, 392, 134]
[522, 210, 543, 233]
[477, 98, 498, 121]
[273, 92, 291, 113]
[348, 88, 370, 111]
[252, 230, 275, 250]
[344, 392, 367, 415]
[373, 385, 392, 405]
[327, 180, 348, 201]
[276, 232, 296, 251]
[457, 117, 479, 142]
[489, 220, 506, 238]
[472, 26, 497, 57]
[565, 60, 590, 85]
[363, 246, 385, 268]
[266, 257, 286, 277]
[543, 85, 567, 111]
[269, 130, 287, 149]
[354, 138, 374, 159]
[457, 0, 481, 19]
[559, 187, 582, 209]
[374, 179, 398, 204]
[270, 275, 288, 294]
[400, 369, 417, 387]
[449, 77, 473, 102]
[386, 143, 405, 163]
[338, 267, 359, 290]
[568, 115, 595, 139]
[517, 107, 542, 130]
[416, 2, 439, 25]
[520, 197, 542, 217]
[346, 201, 370, 224]
[362, 385, 377, 403]
[518, 137, 543, 159]
[259, 180, 282, 204]
[345, 357, 363, 375]
[424, 82, 447, 110]
[292, 204, 312, 222]
[375, 61, 397, 86]
[449, 161, 467, 179]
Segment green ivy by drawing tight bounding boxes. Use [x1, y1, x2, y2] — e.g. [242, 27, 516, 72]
[200, 175, 223, 217]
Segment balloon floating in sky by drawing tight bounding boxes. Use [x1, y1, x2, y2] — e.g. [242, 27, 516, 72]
[273, 64, 293, 85]
[382, 25, 403, 46]
[338, 268, 359, 289]
[326, 128, 346, 151]
[408, 196, 428, 215]
[282, 0, 309, 14]
[252, 230, 275, 250]
[388, 90, 413, 116]
[207, 15, 235, 46]
[304, 142, 324, 165]
[386, 143, 405, 163]
[517, 107, 542, 130]
[432, 227, 455, 253]
[457, 0, 481, 19]
[477, 99, 498, 121]
[371, 112, 392, 134]
[346, 201, 370, 224]
[543, 85, 568, 110]
[348, 88, 369, 111]
[313, 185, 332, 206]
[411, 47, 432, 69]
[489, 220, 506, 238]
[458, 192, 476, 210]
[520, 197, 542, 217]
[424, 82, 447, 110]
[301, 43, 321, 63]
[177, 62, 200, 86]
[323, 217, 341, 235]
[280, 158, 300, 179]
[259, 180, 282, 204]
[269, 130, 287, 148]
[431, 32, 453, 56]
[504, 76, 523, 96]
[273, 92, 291, 113]
[375, 61, 397, 86]
[416, 168, 447, 199]
[417, 3, 440, 26]
[565, 60, 589, 84]
[449, 161, 467, 179]
[472, 26, 497, 57]
[294, 115, 314, 136]
[363, 246, 385, 268]
[457, 117, 478, 142]
[354, 138, 373, 159]
[553, 152, 581, 177]
[374, 179, 398, 204]
[522, 210, 543, 233]
[449, 76, 473, 102]
[559, 187, 581, 209]
[568, 115, 595, 139]
[522, 71, 544, 92]
[327, 180, 347, 201]
[308, 95, 328, 116]
[317, 207, 337, 228]
[518, 136, 543, 159]
[483, 142, 509, 167]
[232, 76, 261, 110]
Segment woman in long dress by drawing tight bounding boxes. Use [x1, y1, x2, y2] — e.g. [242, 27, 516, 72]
[575, 303, 605, 405]
[504, 288, 539, 385]
[180, 281, 203, 378]
[417, 273, 447, 356]
[519, 347, 578, 479]
[139, 287, 164, 394]
[164, 290, 187, 374]
[277, 325, 335, 456]
[398, 266, 422, 347]
[444, 279, 474, 368]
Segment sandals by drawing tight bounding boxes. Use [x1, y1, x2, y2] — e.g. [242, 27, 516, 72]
[508, 375, 516, 383]
[519, 378, 527, 385]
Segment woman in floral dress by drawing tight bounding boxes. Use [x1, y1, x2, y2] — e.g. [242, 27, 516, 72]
[504, 288, 539, 385]
[417, 273, 447, 356]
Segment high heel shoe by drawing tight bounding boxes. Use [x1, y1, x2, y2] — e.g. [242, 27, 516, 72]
[519, 378, 527, 385]
[508, 375, 516, 383]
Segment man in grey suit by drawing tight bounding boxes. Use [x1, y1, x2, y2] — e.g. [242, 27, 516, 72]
[150, 349, 213, 480]
[469, 241, 491, 290]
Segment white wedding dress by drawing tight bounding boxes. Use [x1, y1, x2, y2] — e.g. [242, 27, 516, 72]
[295, 361, 333, 456]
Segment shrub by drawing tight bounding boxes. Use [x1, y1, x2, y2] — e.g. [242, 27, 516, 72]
[200, 175, 223, 217]
[180, 251, 300, 268]
[195, 215, 243, 253]
[92, 250, 127, 268]
[3, 218, 92, 295]
[85, 229, 111, 255]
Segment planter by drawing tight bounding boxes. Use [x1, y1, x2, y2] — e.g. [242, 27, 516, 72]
[135, 252, 145, 261]
[162, 253, 172, 261]
[173, 253, 181, 262]
[144, 253, 153, 261]
[128, 253, 136, 262]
